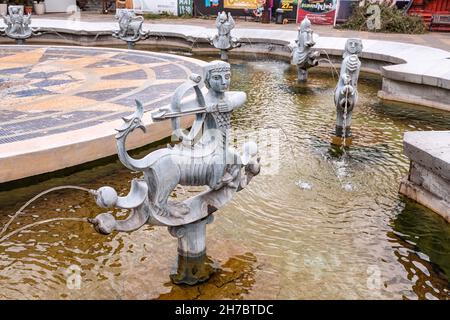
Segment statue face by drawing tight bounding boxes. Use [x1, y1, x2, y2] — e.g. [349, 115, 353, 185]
[208, 71, 231, 93]
[346, 39, 363, 55]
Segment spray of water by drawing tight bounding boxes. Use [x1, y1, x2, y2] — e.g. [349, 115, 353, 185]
[319, 50, 340, 78]
[0, 186, 96, 243]
[342, 88, 349, 149]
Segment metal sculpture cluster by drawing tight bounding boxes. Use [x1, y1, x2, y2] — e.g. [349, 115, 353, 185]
[291, 16, 320, 82]
[333, 38, 363, 142]
[112, 9, 150, 49]
[210, 11, 241, 61]
[88, 60, 260, 285]
[0, 5, 40, 44]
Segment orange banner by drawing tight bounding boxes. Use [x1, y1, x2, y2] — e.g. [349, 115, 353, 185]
[223, 0, 260, 9]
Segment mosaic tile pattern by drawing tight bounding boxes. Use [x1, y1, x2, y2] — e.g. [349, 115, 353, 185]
[0, 46, 204, 144]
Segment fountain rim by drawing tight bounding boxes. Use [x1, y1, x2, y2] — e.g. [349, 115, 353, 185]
[2, 18, 448, 110]
[0, 44, 207, 184]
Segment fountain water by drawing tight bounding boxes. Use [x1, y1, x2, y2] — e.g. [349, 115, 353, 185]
[333, 39, 363, 146]
[0, 186, 95, 243]
[210, 12, 241, 61]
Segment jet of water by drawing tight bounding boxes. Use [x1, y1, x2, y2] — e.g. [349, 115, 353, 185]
[0, 185, 96, 242]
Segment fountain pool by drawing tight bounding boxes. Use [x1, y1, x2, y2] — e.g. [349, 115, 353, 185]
[0, 56, 449, 300]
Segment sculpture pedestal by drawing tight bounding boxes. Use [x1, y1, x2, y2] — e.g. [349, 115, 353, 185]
[16, 39, 25, 45]
[127, 41, 135, 50]
[168, 215, 215, 285]
[170, 254, 215, 285]
[335, 125, 352, 139]
[220, 50, 228, 61]
[297, 67, 308, 82]
[331, 135, 353, 147]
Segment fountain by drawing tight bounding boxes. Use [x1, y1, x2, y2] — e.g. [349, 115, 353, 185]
[291, 16, 320, 82]
[0, 5, 40, 44]
[112, 9, 150, 49]
[332, 38, 362, 146]
[210, 11, 240, 61]
[87, 60, 261, 285]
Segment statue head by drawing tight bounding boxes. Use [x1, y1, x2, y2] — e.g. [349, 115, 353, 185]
[204, 60, 231, 93]
[299, 16, 312, 33]
[11, 7, 20, 15]
[344, 38, 363, 57]
[218, 11, 227, 23]
[116, 9, 131, 20]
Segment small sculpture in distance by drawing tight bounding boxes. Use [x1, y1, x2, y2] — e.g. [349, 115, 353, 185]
[333, 38, 362, 145]
[112, 9, 150, 49]
[0, 5, 40, 44]
[210, 11, 240, 60]
[291, 16, 320, 82]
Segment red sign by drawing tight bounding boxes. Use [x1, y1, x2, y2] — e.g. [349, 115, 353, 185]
[296, 0, 337, 25]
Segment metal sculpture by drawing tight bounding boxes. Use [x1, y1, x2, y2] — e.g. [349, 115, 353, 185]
[333, 38, 362, 142]
[210, 11, 240, 60]
[88, 60, 260, 285]
[291, 16, 320, 82]
[112, 9, 150, 49]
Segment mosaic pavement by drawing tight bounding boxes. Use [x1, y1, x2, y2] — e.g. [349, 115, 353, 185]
[0, 46, 204, 145]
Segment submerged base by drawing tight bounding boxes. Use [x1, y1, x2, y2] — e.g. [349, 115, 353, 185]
[331, 135, 353, 147]
[220, 50, 228, 61]
[335, 126, 352, 138]
[170, 254, 216, 285]
[297, 68, 308, 82]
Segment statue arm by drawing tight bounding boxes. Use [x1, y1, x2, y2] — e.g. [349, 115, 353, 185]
[228, 13, 235, 29]
[225, 91, 247, 111]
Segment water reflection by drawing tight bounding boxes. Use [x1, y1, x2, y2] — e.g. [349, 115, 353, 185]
[389, 200, 450, 299]
[160, 253, 257, 300]
[0, 57, 449, 299]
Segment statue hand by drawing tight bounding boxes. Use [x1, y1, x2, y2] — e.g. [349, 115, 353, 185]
[217, 101, 230, 113]
[206, 103, 218, 113]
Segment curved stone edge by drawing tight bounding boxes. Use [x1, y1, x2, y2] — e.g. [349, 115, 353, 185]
[400, 179, 450, 223]
[0, 45, 206, 183]
[3, 19, 448, 111]
[399, 131, 450, 222]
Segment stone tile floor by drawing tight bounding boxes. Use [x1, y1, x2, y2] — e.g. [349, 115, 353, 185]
[0, 46, 203, 144]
